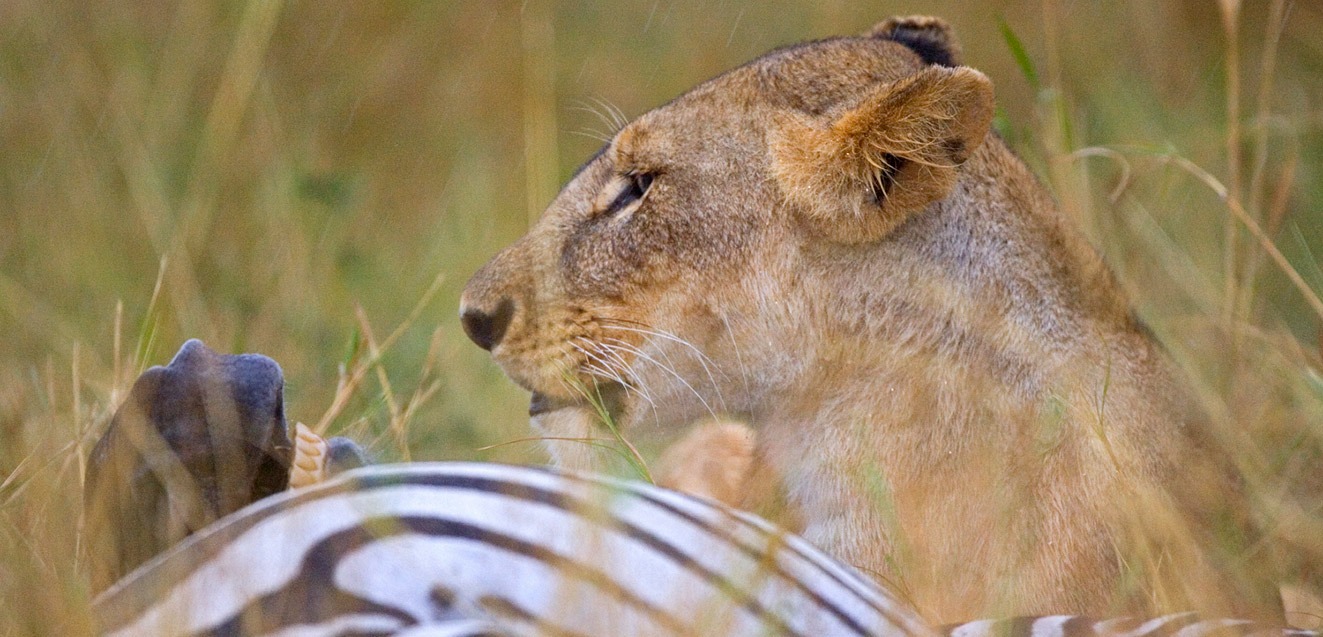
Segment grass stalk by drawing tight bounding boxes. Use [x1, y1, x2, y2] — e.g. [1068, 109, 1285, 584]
[520, 0, 560, 227]
[1235, 0, 1291, 322]
[1218, 0, 1244, 333]
[1166, 153, 1323, 323]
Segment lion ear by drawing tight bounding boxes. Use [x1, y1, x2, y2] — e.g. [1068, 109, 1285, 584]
[771, 66, 994, 244]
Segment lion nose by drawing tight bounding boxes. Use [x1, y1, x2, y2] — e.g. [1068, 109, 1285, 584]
[460, 298, 515, 351]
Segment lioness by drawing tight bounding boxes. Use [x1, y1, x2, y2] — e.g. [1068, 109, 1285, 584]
[460, 17, 1276, 620]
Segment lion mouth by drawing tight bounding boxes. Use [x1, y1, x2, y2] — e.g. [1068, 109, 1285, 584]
[528, 392, 577, 417]
[528, 384, 628, 419]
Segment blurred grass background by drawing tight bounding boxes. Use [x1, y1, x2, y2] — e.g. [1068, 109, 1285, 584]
[2, 0, 1322, 633]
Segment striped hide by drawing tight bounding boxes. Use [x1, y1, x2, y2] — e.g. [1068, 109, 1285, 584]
[91, 462, 1319, 637]
[944, 614, 1319, 637]
[93, 462, 933, 637]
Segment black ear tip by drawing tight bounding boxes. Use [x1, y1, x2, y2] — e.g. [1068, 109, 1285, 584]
[870, 16, 962, 68]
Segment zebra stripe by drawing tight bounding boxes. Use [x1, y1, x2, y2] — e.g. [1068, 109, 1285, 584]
[95, 462, 926, 637]
[944, 612, 1319, 637]
[93, 462, 1319, 637]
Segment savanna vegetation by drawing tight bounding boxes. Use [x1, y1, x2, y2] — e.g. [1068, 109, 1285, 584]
[1, 1, 1321, 633]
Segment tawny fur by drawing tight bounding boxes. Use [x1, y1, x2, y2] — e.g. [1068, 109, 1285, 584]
[461, 16, 1277, 622]
[655, 419, 756, 507]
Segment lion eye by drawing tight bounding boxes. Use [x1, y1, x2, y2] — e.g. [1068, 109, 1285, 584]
[595, 172, 654, 218]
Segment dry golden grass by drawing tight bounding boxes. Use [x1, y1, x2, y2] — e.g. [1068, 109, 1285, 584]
[2, 1, 1321, 633]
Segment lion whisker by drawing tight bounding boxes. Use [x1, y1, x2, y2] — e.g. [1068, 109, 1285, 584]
[596, 319, 720, 362]
[594, 342, 661, 406]
[571, 338, 657, 411]
[596, 336, 720, 419]
[569, 340, 633, 389]
[719, 312, 754, 399]
[584, 339, 638, 381]
[596, 324, 729, 412]
[568, 128, 615, 144]
[588, 95, 630, 132]
[570, 99, 625, 139]
[597, 321, 725, 372]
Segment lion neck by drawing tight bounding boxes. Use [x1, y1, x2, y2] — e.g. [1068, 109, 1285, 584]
[735, 137, 1154, 486]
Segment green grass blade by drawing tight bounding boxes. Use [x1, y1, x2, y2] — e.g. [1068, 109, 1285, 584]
[997, 17, 1040, 92]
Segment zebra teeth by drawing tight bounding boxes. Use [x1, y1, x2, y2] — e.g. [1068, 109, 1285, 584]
[289, 423, 329, 489]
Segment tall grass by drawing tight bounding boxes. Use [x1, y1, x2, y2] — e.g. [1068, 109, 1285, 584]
[1, 1, 1321, 633]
